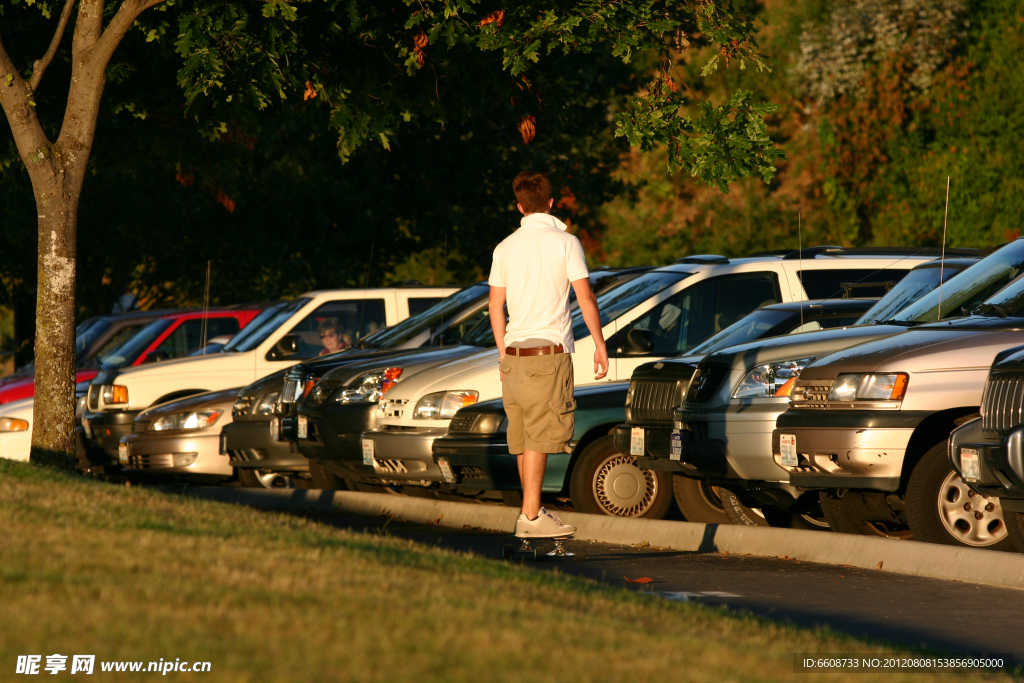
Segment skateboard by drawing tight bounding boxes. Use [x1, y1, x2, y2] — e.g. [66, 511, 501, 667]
[501, 535, 586, 562]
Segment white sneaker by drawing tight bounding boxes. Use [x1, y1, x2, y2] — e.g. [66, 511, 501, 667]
[514, 507, 576, 538]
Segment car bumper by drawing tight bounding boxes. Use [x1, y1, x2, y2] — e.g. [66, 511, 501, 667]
[432, 433, 572, 493]
[295, 403, 380, 481]
[612, 423, 672, 459]
[361, 428, 449, 484]
[120, 430, 231, 477]
[950, 419, 1024, 511]
[222, 419, 308, 472]
[82, 410, 139, 457]
[771, 410, 931, 491]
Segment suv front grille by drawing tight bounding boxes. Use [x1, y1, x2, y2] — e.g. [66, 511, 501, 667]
[628, 380, 679, 424]
[376, 459, 408, 474]
[449, 414, 480, 434]
[981, 372, 1024, 434]
[87, 385, 101, 411]
[790, 380, 832, 409]
[684, 364, 729, 404]
[281, 367, 307, 405]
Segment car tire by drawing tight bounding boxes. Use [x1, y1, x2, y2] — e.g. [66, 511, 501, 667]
[818, 492, 912, 538]
[1005, 512, 1024, 553]
[672, 475, 730, 524]
[906, 441, 1015, 551]
[720, 490, 768, 526]
[309, 459, 349, 490]
[761, 507, 831, 531]
[569, 435, 673, 518]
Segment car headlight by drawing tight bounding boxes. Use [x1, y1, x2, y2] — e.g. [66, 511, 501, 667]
[101, 384, 128, 404]
[151, 409, 223, 432]
[413, 390, 479, 420]
[0, 417, 29, 432]
[732, 358, 815, 398]
[329, 367, 403, 405]
[827, 373, 909, 402]
[254, 392, 280, 416]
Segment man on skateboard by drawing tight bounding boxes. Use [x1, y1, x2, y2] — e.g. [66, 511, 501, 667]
[488, 171, 608, 541]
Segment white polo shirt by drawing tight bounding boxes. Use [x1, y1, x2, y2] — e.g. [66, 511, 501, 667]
[488, 212, 590, 352]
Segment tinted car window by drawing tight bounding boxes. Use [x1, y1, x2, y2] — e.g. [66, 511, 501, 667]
[99, 319, 174, 368]
[613, 273, 780, 356]
[91, 324, 147, 361]
[408, 297, 442, 317]
[285, 299, 387, 359]
[798, 268, 907, 300]
[223, 300, 306, 353]
[571, 271, 692, 340]
[689, 308, 793, 355]
[857, 265, 962, 324]
[150, 317, 241, 360]
[76, 318, 110, 360]
[367, 285, 485, 349]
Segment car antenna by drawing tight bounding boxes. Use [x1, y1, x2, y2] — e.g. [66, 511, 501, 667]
[358, 243, 374, 343]
[201, 260, 211, 355]
[938, 176, 950, 321]
[798, 212, 804, 328]
[438, 233, 448, 341]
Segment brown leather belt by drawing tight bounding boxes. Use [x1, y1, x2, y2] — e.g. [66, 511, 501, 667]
[505, 344, 565, 357]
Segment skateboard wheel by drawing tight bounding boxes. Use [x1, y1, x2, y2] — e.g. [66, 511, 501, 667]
[532, 549, 542, 562]
[501, 544, 515, 560]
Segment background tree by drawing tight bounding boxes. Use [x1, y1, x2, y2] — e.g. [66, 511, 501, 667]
[1, 0, 779, 468]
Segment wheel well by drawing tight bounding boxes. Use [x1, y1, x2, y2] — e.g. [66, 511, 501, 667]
[900, 407, 978, 490]
[151, 389, 209, 408]
[561, 422, 620, 494]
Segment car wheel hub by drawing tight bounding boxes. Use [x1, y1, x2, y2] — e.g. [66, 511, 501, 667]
[593, 454, 657, 517]
[936, 470, 1007, 547]
[253, 469, 297, 489]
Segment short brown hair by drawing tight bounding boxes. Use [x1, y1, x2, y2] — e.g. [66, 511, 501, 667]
[512, 171, 552, 214]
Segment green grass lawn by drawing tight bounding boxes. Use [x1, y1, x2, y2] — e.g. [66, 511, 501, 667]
[0, 459, 1015, 682]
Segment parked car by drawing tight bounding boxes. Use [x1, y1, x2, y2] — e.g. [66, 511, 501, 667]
[948, 345, 1024, 552]
[0, 398, 32, 461]
[619, 254, 984, 526]
[264, 269, 649, 490]
[80, 286, 457, 463]
[360, 247, 943, 493]
[118, 388, 241, 484]
[0, 307, 197, 404]
[772, 267, 1024, 549]
[431, 297, 878, 518]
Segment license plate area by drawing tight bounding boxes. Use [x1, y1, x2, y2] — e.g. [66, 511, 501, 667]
[670, 432, 683, 460]
[960, 447, 981, 482]
[118, 442, 128, 464]
[297, 415, 308, 440]
[779, 434, 798, 467]
[361, 438, 374, 465]
[630, 427, 644, 456]
[437, 457, 456, 484]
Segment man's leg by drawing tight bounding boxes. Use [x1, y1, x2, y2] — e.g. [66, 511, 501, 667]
[518, 449, 548, 519]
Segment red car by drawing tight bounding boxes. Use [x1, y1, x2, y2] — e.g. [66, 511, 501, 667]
[0, 308, 262, 404]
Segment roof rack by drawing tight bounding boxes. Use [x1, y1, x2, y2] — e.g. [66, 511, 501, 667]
[675, 254, 730, 265]
[782, 245, 981, 260]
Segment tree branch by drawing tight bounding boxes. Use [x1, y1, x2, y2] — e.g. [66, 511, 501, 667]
[0, 28, 56, 186]
[29, 0, 77, 92]
[71, 0, 104, 62]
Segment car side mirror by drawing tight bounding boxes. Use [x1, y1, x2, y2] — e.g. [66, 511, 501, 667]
[270, 334, 300, 360]
[623, 328, 653, 355]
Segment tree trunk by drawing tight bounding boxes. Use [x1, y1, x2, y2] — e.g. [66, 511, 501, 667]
[30, 170, 80, 470]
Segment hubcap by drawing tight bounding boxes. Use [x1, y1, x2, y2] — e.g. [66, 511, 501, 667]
[253, 469, 297, 489]
[593, 454, 657, 517]
[936, 470, 1007, 547]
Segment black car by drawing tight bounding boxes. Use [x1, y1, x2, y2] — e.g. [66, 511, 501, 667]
[429, 297, 879, 519]
[948, 345, 1024, 552]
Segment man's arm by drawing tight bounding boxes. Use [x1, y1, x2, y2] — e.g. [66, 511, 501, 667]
[489, 286, 507, 378]
[571, 278, 608, 380]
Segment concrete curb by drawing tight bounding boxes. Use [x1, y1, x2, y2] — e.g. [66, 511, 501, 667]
[176, 487, 1024, 592]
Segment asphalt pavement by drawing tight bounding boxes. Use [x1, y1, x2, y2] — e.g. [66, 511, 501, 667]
[300, 509, 1024, 660]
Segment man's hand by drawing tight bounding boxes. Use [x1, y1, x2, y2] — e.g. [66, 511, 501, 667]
[499, 354, 504, 382]
[593, 344, 609, 380]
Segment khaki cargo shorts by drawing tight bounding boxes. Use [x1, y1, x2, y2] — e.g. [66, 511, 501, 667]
[499, 352, 576, 455]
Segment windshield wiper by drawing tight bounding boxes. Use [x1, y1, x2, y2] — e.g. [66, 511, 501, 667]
[973, 303, 1009, 318]
[881, 319, 916, 326]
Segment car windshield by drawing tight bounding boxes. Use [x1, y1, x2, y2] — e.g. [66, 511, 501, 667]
[75, 318, 109, 360]
[570, 271, 692, 339]
[688, 308, 794, 355]
[857, 264, 965, 325]
[362, 284, 485, 348]
[222, 300, 306, 353]
[893, 241, 1024, 323]
[972, 272, 1024, 317]
[98, 319, 174, 368]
